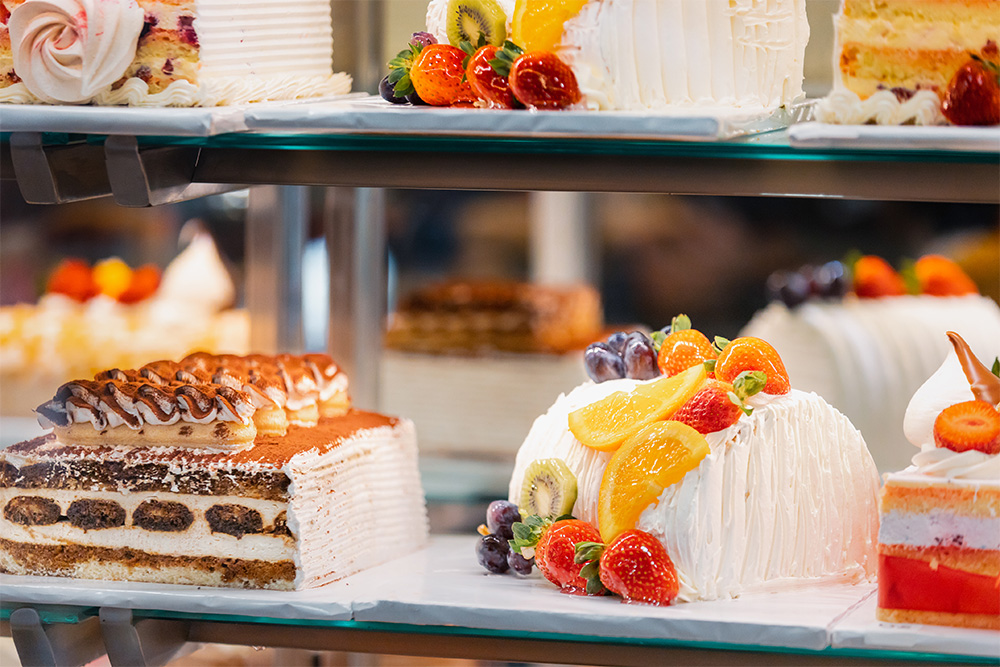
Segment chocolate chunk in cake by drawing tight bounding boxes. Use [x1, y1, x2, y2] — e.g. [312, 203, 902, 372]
[5, 496, 61, 526]
[67, 499, 127, 531]
[206, 504, 263, 538]
[132, 500, 193, 532]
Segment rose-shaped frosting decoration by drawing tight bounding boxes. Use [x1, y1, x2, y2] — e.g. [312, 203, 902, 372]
[9, 0, 144, 103]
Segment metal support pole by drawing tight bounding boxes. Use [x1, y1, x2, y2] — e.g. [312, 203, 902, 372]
[528, 192, 596, 286]
[9, 607, 106, 667]
[324, 187, 386, 411]
[246, 185, 309, 353]
[99, 607, 189, 667]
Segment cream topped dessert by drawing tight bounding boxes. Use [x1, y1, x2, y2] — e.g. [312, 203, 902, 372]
[877, 332, 1000, 630]
[0, 354, 428, 590]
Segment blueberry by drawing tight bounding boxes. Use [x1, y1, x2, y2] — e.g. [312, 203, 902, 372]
[623, 337, 659, 380]
[605, 331, 628, 355]
[507, 550, 534, 576]
[406, 91, 427, 105]
[486, 500, 520, 541]
[766, 270, 811, 308]
[379, 75, 407, 104]
[584, 342, 626, 383]
[813, 261, 848, 299]
[476, 534, 510, 574]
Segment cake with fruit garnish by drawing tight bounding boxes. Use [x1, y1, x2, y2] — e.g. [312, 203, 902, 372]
[742, 254, 1000, 472]
[381, 0, 808, 111]
[0, 232, 250, 420]
[0, 353, 428, 590]
[475, 317, 879, 604]
[815, 0, 999, 126]
[877, 332, 1000, 630]
[0, 0, 350, 106]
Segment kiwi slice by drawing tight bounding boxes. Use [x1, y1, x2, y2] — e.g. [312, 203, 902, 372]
[519, 458, 578, 519]
[446, 0, 507, 48]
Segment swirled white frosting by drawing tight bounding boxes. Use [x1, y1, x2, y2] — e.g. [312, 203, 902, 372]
[509, 381, 879, 602]
[902, 348, 1000, 481]
[814, 89, 946, 126]
[9, 0, 144, 104]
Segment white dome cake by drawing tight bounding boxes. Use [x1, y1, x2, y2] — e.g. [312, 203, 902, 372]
[426, 0, 808, 112]
[741, 256, 1000, 473]
[507, 328, 879, 604]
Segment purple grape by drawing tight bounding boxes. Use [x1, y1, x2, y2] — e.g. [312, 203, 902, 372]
[406, 91, 427, 105]
[379, 76, 407, 104]
[605, 331, 628, 355]
[486, 500, 520, 541]
[626, 331, 653, 347]
[766, 270, 810, 308]
[812, 261, 848, 299]
[584, 342, 626, 383]
[507, 550, 534, 576]
[623, 337, 659, 380]
[476, 534, 510, 574]
[409, 31, 438, 48]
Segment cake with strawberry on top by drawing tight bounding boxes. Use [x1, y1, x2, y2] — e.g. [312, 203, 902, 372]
[475, 316, 880, 605]
[877, 332, 1000, 629]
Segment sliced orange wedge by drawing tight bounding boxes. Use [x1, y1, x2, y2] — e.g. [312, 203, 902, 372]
[568, 364, 706, 452]
[598, 420, 710, 543]
[511, 0, 590, 53]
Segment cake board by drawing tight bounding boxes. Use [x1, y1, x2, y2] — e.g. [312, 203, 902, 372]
[243, 96, 800, 141]
[788, 122, 1000, 153]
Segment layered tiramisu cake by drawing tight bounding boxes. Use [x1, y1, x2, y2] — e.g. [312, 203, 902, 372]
[0, 353, 428, 590]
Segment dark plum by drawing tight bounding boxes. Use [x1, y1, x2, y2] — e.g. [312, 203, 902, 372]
[605, 331, 628, 355]
[623, 337, 659, 380]
[507, 550, 534, 576]
[476, 534, 510, 574]
[379, 76, 407, 104]
[584, 342, 626, 383]
[766, 270, 810, 308]
[486, 500, 520, 540]
[813, 261, 848, 298]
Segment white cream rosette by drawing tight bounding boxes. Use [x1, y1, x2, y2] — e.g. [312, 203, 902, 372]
[9, 0, 144, 104]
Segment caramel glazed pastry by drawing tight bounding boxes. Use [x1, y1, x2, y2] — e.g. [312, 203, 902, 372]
[0, 353, 429, 590]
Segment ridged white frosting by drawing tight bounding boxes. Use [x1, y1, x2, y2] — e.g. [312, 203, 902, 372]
[559, 0, 808, 111]
[741, 296, 1000, 473]
[814, 89, 946, 126]
[902, 348, 1000, 481]
[9, 0, 144, 104]
[509, 382, 879, 602]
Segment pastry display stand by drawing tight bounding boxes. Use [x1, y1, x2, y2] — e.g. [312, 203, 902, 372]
[1, 123, 998, 666]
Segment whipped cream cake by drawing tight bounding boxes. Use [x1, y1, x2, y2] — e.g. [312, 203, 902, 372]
[425, 0, 808, 112]
[509, 367, 879, 602]
[878, 333, 999, 629]
[0, 0, 351, 105]
[742, 295, 1000, 472]
[0, 353, 428, 589]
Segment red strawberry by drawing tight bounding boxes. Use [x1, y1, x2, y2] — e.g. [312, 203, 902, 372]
[673, 372, 766, 434]
[534, 519, 602, 592]
[509, 51, 581, 110]
[656, 314, 717, 377]
[118, 264, 161, 304]
[410, 44, 475, 106]
[1, 3, 10, 24]
[933, 400, 1000, 455]
[598, 530, 679, 605]
[913, 255, 979, 296]
[466, 44, 516, 109]
[941, 54, 1000, 127]
[46, 259, 98, 302]
[714, 337, 790, 395]
[852, 255, 907, 298]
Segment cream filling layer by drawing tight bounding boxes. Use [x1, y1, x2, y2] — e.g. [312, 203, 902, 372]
[837, 13, 998, 51]
[0, 488, 292, 561]
[508, 383, 879, 602]
[285, 421, 429, 589]
[879, 509, 1000, 550]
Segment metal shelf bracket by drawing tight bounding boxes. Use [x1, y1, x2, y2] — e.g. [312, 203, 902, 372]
[104, 135, 246, 207]
[99, 607, 189, 667]
[9, 132, 112, 204]
[9, 607, 106, 667]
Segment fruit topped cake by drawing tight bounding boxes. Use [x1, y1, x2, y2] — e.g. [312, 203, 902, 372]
[816, 0, 1000, 125]
[380, 0, 809, 112]
[0, 0, 350, 105]
[877, 332, 999, 629]
[0, 353, 428, 589]
[475, 316, 879, 605]
[742, 254, 1000, 472]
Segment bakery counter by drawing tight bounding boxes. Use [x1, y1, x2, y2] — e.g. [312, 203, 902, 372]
[2, 536, 995, 667]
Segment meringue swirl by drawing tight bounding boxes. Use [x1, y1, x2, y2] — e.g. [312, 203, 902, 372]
[911, 447, 1000, 481]
[8, 0, 143, 104]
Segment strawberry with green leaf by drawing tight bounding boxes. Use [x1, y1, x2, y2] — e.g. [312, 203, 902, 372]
[463, 39, 523, 109]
